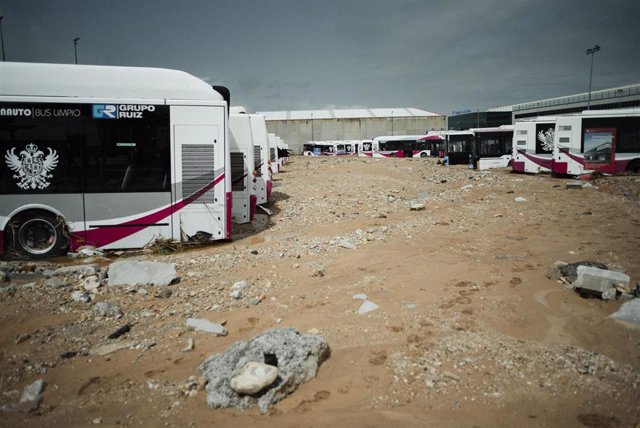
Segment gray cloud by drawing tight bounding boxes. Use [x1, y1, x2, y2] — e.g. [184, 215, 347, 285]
[3, 0, 638, 114]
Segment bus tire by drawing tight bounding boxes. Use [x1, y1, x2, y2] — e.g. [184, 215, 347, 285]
[627, 160, 640, 173]
[420, 152, 428, 158]
[7, 211, 69, 259]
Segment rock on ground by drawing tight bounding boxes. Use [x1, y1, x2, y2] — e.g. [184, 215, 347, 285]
[107, 261, 177, 287]
[610, 299, 640, 325]
[199, 328, 330, 414]
[230, 362, 279, 395]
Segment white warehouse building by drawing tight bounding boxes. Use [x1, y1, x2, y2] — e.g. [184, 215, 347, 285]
[256, 108, 446, 154]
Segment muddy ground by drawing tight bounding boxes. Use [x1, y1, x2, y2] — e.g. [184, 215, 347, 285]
[1, 157, 639, 427]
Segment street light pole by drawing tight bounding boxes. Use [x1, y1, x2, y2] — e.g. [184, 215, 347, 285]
[0, 16, 6, 61]
[391, 110, 394, 136]
[74, 37, 80, 64]
[586, 44, 601, 110]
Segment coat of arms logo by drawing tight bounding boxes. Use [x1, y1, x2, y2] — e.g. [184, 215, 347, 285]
[5, 143, 59, 190]
[537, 128, 555, 152]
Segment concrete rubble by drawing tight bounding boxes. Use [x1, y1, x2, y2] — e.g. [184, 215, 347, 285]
[572, 266, 630, 300]
[199, 328, 330, 414]
[610, 299, 640, 325]
[186, 318, 228, 336]
[107, 261, 178, 287]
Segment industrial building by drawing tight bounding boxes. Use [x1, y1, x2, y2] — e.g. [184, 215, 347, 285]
[256, 108, 446, 154]
[448, 84, 640, 130]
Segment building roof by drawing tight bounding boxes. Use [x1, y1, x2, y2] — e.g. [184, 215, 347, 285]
[256, 108, 443, 121]
[487, 83, 640, 113]
[0, 62, 223, 101]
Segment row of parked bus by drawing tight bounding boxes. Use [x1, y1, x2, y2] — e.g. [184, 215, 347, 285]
[229, 106, 288, 224]
[0, 62, 288, 259]
[302, 108, 640, 176]
[511, 108, 640, 175]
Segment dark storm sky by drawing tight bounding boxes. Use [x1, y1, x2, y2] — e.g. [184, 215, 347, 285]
[2, 0, 638, 114]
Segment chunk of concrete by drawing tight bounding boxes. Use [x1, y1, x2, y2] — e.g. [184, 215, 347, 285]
[199, 328, 330, 414]
[358, 300, 380, 315]
[187, 318, 228, 336]
[108, 261, 177, 287]
[610, 299, 640, 325]
[573, 266, 629, 300]
[53, 264, 99, 277]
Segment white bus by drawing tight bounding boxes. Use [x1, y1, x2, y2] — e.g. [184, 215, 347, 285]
[552, 109, 640, 175]
[511, 117, 557, 174]
[367, 135, 433, 158]
[268, 133, 279, 173]
[229, 108, 257, 224]
[249, 114, 272, 204]
[358, 139, 373, 156]
[470, 125, 514, 170]
[303, 141, 334, 156]
[0, 62, 231, 258]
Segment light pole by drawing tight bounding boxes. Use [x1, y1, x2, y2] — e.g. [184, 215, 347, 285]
[586, 44, 601, 110]
[391, 110, 394, 136]
[0, 16, 6, 61]
[310, 112, 314, 141]
[74, 37, 80, 64]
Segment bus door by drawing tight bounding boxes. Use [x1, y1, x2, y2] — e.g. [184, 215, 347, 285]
[583, 127, 616, 173]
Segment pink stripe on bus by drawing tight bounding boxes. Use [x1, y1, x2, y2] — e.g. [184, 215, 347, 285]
[70, 173, 225, 250]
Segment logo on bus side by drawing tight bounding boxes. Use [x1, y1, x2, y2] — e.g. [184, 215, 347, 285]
[93, 104, 117, 119]
[537, 127, 555, 152]
[5, 143, 59, 190]
[92, 104, 156, 119]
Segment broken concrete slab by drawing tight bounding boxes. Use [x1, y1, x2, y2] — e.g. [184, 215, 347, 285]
[550, 261, 608, 283]
[186, 318, 228, 336]
[199, 328, 330, 414]
[357, 300, 379, 315]
[107, 261, 177, 287]
[90, 341, 135, 356]
[610, 299, 640, 325]
[573, 266, 629, 300]
[52, 264, 99, 277]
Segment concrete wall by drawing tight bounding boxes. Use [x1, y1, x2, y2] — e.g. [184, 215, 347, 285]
[265, 116, 446, 154]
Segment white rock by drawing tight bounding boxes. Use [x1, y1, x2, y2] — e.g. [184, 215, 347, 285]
[20, 379, 46, 403]
[338, 240, 356, 249]
[232, 281, 250, 291]
[514, 197, 527, 202]
[186, 318, 228, 336]
[83, 276, 101, 292]
[610, 299, 640, 324]
[352, 293, 368, 300]
[410, 203, 426, 211]
[182, 338, 195, 352]
[230, 362, 279, 395]
[357, 300, 379, 315]
[71, 290, 91, 303]
[90, 341, 135, 356]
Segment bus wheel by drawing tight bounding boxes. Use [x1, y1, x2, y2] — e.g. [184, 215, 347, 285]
[627, 160, 640, 173]
[8, 211, 69, 259]
[420, 152, 428, 158]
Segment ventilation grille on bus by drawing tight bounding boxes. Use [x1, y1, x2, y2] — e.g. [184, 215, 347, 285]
[270, 148, 276, 162]
[254, 146, 262, 177]
[182, 145, 215, 204]
[230, 152, 246, 192]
